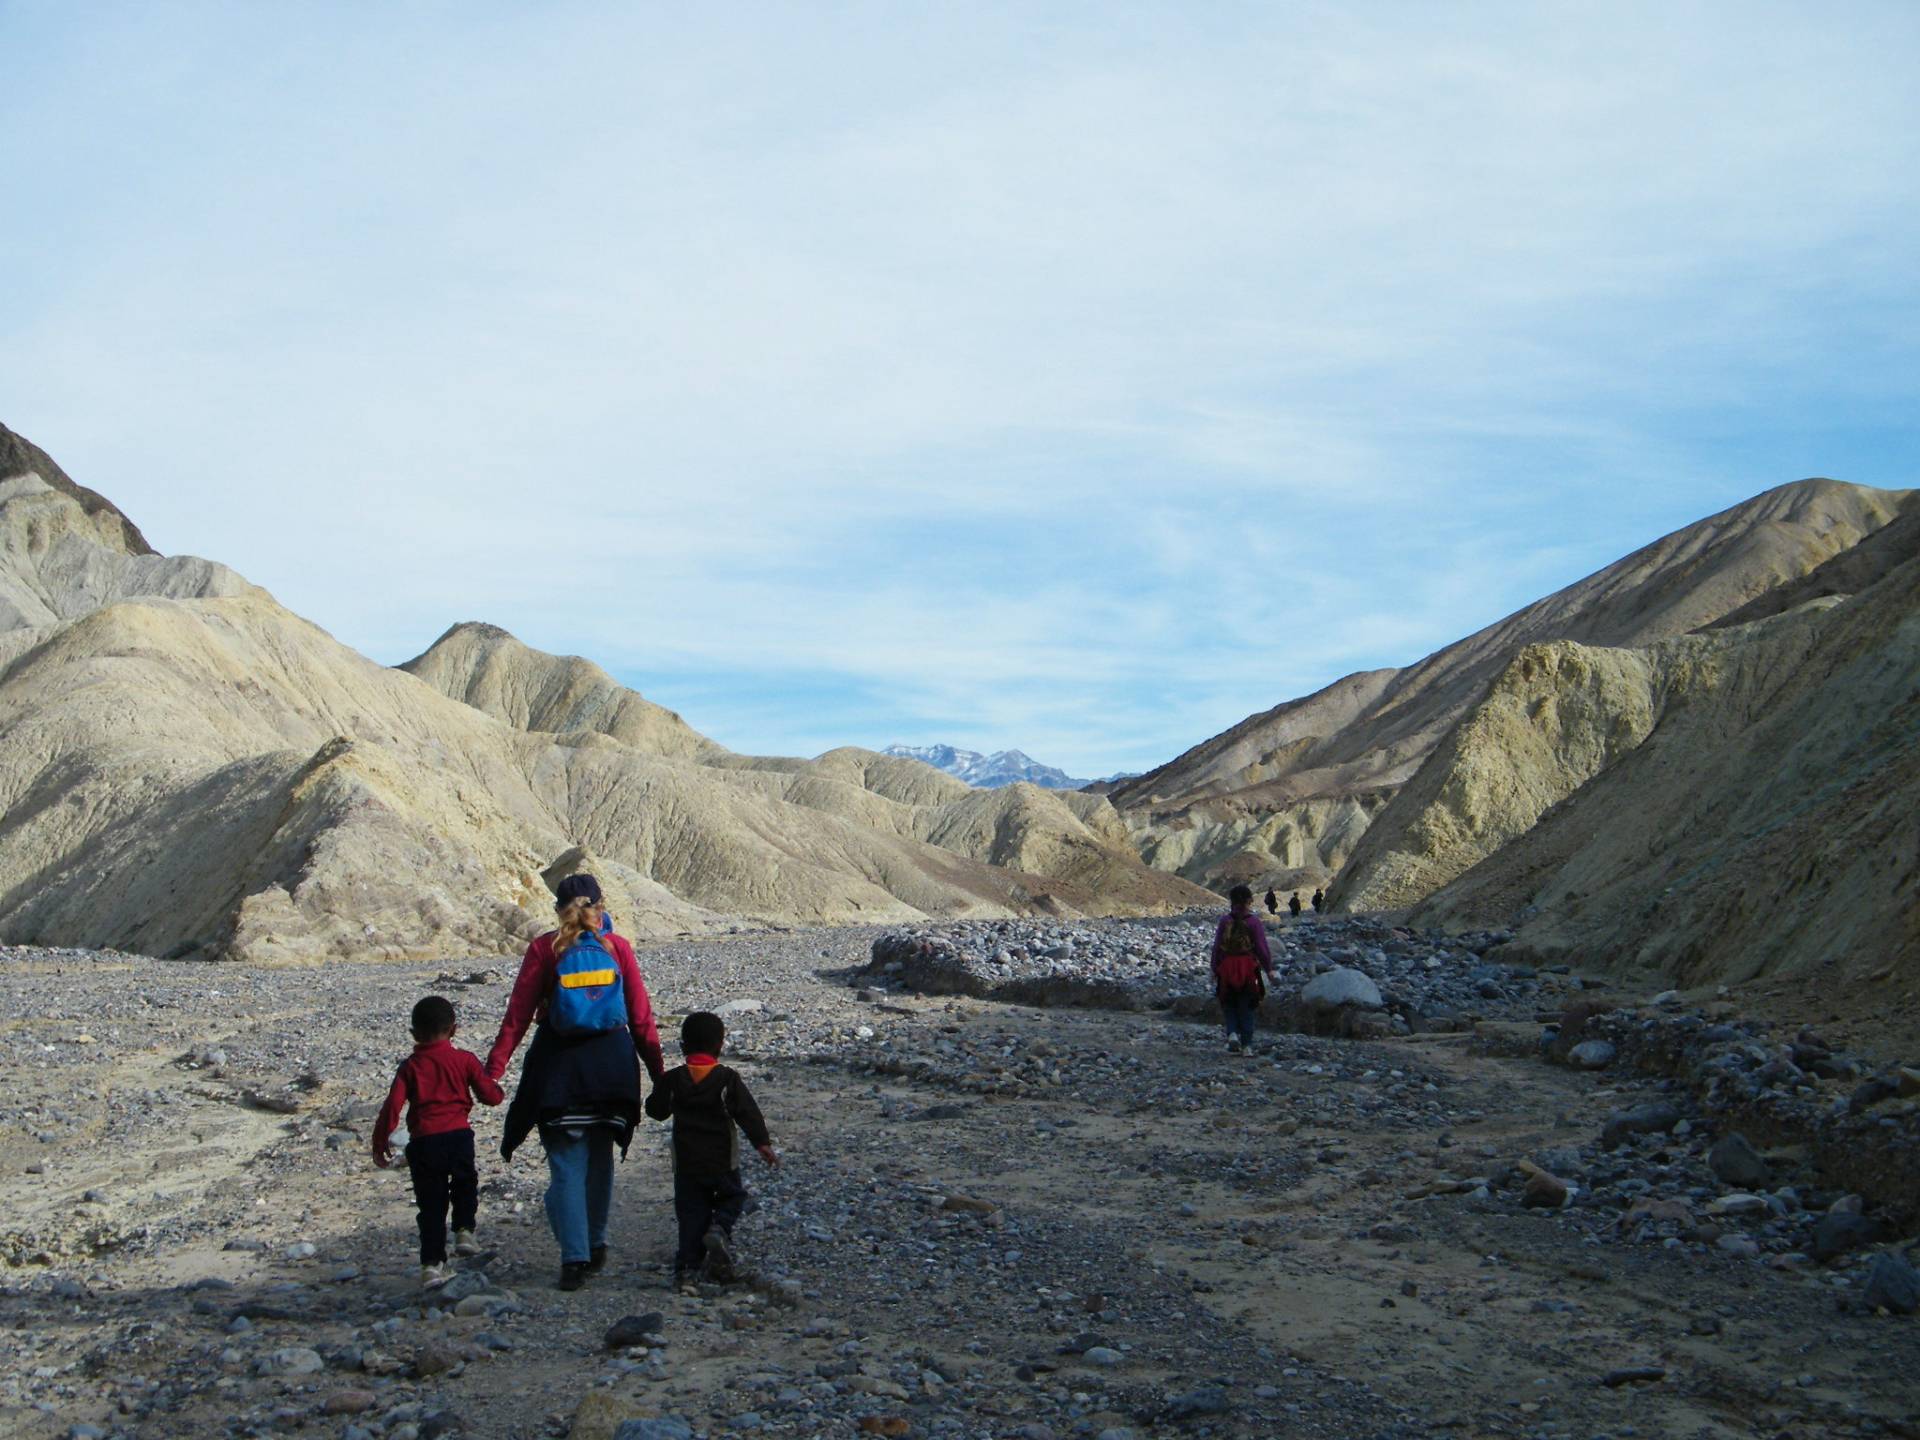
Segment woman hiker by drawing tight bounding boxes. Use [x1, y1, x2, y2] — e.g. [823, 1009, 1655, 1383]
[485, 874, 666, 1290]
[1211, 883, 1275, 1055]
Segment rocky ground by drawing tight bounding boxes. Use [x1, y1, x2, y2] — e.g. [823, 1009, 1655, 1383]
[2, 916, 1917, 1440]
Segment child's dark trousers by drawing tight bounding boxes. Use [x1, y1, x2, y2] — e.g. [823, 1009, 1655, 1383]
[406, 1128, 478, 1265]
[673, 1169, 748, 1274]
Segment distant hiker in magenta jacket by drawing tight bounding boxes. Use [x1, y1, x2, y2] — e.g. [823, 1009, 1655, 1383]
[1211, 884, 1275, 1055]
[485, 873, 666, 1291]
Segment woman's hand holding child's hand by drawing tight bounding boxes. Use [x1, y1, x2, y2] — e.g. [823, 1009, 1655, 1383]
[756, 1143, 780, 1167]
[372, 1144, 393, 1169]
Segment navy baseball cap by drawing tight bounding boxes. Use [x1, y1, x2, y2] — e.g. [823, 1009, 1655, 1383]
[554, 873, 603, 907]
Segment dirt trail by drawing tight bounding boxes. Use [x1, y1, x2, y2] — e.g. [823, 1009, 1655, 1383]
[1, 934, 1916, 1440]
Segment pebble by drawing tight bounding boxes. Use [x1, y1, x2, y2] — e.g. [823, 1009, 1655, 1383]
[604, 1312, 667, 1349]
[1164, 1385, 1229, 1419]
[258, 1346, 325, 1376]
[413, 1341, 462, 1377]
[612, 1420, 693, 1440]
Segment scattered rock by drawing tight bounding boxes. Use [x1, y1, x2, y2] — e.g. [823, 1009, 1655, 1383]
[259, 1346, 325, 1376]
[939, 1195, 997, 1215]
[571, 1393, 650, 1440]
[1849, 1074, 1900, 1112]
[440, 1268, 494, 1301]
[1163, 1385, 1230, 1421]
[1567, 1040, 1616, 1070]
[413, 1342, 462, 1377]
[1601, 1101, 1682, 1150]
[1707, 1133, 1770, 1189]
[1812, 1213, 1887, 1264]
[612, 1421, 693, 1440]
[1600, 1367, 1667, 1387]
[1861, 1254, 1920, 1315]
[604, 1313, 667, 1349]
[1521, 1165, 1572, 1209]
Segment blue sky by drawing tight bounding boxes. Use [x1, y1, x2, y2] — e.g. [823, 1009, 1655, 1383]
[4, 2, 1916, 774]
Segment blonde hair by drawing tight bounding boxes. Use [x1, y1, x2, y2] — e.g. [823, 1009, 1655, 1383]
[552, 896, 605, 957]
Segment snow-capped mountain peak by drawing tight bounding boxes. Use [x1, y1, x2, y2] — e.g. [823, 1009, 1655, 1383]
[882, 743, 1092, 790]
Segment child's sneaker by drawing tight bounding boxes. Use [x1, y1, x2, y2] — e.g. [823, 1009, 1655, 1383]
[453, 1229, 480, 1257]
[1225, 1037, 1241, 1054]
[702, 1226, 737, 1282]
[420, 1262, 453, 1290]
[1241, 1037, 1258, 1056]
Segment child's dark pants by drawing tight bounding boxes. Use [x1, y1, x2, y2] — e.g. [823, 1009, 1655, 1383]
[674, 1169, 748, 1273]
[406, 1129, 477, 1265]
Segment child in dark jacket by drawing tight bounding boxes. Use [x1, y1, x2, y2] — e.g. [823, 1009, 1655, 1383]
[644, 1011, 778, 1284]
[373, 996, 505, 1287]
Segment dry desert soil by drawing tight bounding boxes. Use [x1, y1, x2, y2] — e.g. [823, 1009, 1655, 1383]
[2, 921, 1917, 1440]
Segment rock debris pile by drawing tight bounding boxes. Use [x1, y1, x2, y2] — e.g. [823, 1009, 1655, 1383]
[865, 914, 1559, 1035]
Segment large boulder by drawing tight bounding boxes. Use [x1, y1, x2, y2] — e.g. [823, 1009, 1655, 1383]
[1567, 1039, 1617, 1070]
[1299, 967, 1383, 1013]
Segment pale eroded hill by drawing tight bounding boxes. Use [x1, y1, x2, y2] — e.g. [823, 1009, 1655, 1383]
[1407, 542, 1920, 995]
[400, 622, 724, 762]
[399, 623, 1201, 915]
[1113, 480, 1912, 890]
[0, 443, 1209, 963]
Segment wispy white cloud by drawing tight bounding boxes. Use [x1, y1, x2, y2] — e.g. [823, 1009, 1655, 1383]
[2, 1, 1916, 773]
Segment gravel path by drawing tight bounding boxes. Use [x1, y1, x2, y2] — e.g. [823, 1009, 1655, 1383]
[1, 926, 1916, 1440]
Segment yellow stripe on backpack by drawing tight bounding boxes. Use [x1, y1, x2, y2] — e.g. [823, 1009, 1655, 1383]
[559, 968, 617, 989]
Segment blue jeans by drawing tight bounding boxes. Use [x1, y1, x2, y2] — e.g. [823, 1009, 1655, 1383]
[542, 1129, 615, 1263]
[1220, 992, 1259, 1046]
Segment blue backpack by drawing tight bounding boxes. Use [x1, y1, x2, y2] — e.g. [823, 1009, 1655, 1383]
[548, 930, 628, 1037]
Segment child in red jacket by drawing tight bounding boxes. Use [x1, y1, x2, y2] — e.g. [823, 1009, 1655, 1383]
[373, 996, 505, 1287]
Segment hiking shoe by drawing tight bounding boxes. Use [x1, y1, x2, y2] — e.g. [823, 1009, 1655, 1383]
[420, 1263, 453, 1290]
[1241, 1038, 1257, 1056]
[453, 1229, 480, 1257]
[587, 1244, 608, 1274]
[1225, 1037, 1241, 1054]
[702, 1226, 737, 1282]
[557, 1261, 591, 1292]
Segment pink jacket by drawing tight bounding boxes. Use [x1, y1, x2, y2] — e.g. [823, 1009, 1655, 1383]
[485, 930, 665, 1082]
